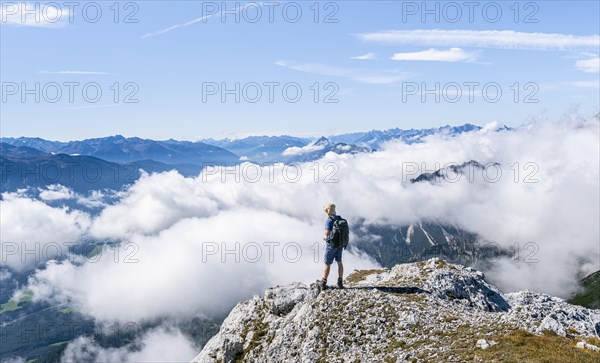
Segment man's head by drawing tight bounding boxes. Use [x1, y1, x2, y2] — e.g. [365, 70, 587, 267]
[323, 203, 336, 216]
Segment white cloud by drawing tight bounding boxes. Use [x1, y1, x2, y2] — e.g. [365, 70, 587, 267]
[391, 47, 479, 62]
[39, 184, 75, 201]
[140, 2, 257, 39]
[282, 143, 326, 156]
[9, 115, 600, 332]
[0, 193, 90, 272]
[274, 60, 350, 76]
[76, 190, 113, 209]
[275, 60, 412, 84]
[355, 29, 600, 51]
[61, 326, 198, 363]
[575, 57, 600, 73]
[351, 52, 377, 60]
[27, 207, 379, 322]
[0, 2, 69, 28]
[140, 14, 214, 39]
[0, 269, 11, 281]
[88, 171, 221, 239]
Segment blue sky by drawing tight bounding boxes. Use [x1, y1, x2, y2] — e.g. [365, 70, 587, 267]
[1, 1, 599, 141]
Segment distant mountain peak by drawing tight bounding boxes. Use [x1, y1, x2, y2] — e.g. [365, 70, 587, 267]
[410, 160, 497, 183]
[100, 134, 126, 141]
[313, 136, 332, 146]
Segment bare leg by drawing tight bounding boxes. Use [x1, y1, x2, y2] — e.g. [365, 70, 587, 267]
[323, 264, 331, 281]
[338, 262, 344, 279]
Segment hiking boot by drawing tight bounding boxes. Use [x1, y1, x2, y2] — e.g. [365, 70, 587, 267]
[321, 279, 327, 290]
[337, 278, 344, 289]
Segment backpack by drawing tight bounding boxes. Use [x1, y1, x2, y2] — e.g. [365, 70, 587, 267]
[329, 216, 349, 249]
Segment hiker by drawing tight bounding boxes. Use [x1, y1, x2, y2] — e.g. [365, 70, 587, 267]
[321, 203, 349, 290]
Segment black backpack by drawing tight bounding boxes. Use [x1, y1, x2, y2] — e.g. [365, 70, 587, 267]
[329, 216, 349, 249]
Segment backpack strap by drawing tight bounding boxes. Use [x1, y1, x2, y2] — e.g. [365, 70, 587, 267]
[327, 215, 335, 244]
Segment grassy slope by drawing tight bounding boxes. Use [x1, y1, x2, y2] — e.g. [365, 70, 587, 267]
[0, 290, 33, 313]
[569, 271, 600, 310]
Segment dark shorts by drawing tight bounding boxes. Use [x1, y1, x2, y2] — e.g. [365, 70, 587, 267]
[324, 243, 343, 265]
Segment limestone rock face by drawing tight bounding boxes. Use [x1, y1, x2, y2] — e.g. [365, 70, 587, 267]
[191, 258, 600, 363]
[264, 282, 314, 316]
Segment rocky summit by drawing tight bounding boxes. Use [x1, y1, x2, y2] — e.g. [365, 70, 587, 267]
[192, 258, 600, 362]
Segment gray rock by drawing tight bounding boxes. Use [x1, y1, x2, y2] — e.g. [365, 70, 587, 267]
[475, 339, 497, 349]
[504, 290, 600, 337]
[264, 282, 309, 316]
[576, 341, 600, 351]
[191, 258, 600, 363]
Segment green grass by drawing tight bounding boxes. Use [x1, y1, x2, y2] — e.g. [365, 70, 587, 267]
[49, 340, 70, 347]
[59, 306, 76, 314]
[86, 245, 104, 259]
[235, 302, 269, 363]
[345, 268, 389, 285]
[477, 330, 600, 362]
[0, 290, 33, 313]
[0, 299, 21, 313]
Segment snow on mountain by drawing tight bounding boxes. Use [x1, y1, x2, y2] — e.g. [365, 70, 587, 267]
[202, 135, 311, 162]
[405, 224, 414, 244]
[282, 136, 371, 162]
[1, 124, 494, 166]
[329, 123, 487, 149]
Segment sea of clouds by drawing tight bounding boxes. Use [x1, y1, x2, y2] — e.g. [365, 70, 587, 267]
[1, 115, 598, 362]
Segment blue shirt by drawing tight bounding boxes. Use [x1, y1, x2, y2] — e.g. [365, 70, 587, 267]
[325, 215, 341, 232]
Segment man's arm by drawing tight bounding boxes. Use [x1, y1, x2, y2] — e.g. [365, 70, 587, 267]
[324, 218, 333, 238]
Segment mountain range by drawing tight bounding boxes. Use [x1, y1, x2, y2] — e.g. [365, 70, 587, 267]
[1, 123, 497, 170]
[1, 124, 498, 196]
[282, 136, 372, 163]
[327, 123, 486, 149]
[0, 141, 514, 276]
[569, 271, 600, 310]
[0, 132, 517, 273]
[351, 220, 506, 269]
[0, 142, 142, 194]
[200, 135, 311, 162]
[0, 135, 240, 165]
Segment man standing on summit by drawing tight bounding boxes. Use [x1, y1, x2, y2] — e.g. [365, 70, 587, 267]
[321, 203, 349, 290]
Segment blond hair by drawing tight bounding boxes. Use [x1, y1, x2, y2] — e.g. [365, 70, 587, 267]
[323, 203, 336, 215]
